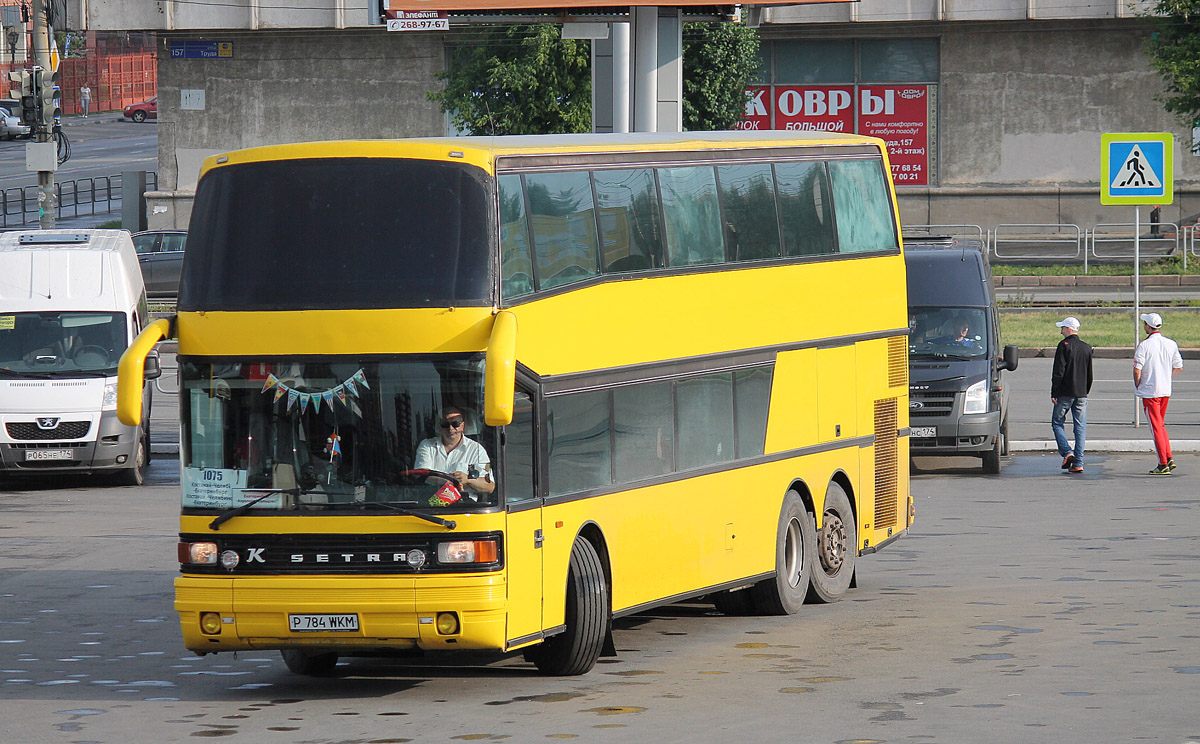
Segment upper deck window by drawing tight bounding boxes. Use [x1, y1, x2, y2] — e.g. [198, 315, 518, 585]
[181, 158, 494, 311]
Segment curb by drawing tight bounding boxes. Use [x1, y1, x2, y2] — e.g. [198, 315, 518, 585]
[1010, 439, 1200, 453]
[151, 443, 179, 456]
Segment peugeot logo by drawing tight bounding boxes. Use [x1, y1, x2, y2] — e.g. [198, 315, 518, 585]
[910, 401, 924, 410]
[36, 417, 60, 430]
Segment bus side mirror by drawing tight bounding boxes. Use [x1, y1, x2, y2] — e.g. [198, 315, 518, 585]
[484, 311, 517, 427]
[144, 349, 162, 380]
[118, 318, 171, 426]
[1001, 345, 1019, 372]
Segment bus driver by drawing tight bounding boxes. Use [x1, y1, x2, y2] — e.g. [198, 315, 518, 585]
[413, 407, 495, 496]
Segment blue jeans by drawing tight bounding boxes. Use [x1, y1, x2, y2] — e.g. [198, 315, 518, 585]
[1051, 396, 1087, 466]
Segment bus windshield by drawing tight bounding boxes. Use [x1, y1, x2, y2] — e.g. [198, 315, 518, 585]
[179, 358, 500, 512]
[180, 158, 494, 311]
[0, 311, 128, 376]
[908, 307, 989, 359]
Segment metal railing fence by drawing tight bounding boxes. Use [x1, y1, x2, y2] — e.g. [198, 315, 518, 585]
[0, 172, 158, 228]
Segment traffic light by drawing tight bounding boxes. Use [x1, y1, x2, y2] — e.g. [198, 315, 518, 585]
[36, 67, 60, 128]
[7, 69, 36, 126]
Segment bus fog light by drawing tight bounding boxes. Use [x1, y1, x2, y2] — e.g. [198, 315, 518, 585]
[407, 549, 426, 568]
[438, 540, 498, 564]
[436, 612, 459, 635]
[200, 612, 222, 635]
[219, 550, 240, 570]
[180, 542, 218, 565]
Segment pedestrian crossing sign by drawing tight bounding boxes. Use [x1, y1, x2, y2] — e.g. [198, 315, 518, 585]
[1101, 132, 1173, 205]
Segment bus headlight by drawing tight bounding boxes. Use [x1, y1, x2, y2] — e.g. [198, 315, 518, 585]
[102, 382, 118, 411]
[437, 540, 498, 564]
[436, 612, 460, 635]
[179, 542, 218, 565]
[964, 379, 988, 415]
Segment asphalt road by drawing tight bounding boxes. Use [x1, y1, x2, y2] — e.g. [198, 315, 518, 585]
[2, 454, 1198, 743]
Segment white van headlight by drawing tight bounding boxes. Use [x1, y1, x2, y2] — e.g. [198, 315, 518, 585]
[102, 382, 118, 411]
[963, 379, 988, 414]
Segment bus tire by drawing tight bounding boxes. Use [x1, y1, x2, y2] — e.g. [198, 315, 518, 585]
[807, 482, 856, 604]
[280, 649, 339, 675]
[529, 538, 607, 676]
[711, 587, 757, 616]
[751, 490, 814, 615]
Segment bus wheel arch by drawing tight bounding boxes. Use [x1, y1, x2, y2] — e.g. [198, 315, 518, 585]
[807, 476, 857, 604]
[528, 529, 610, 675]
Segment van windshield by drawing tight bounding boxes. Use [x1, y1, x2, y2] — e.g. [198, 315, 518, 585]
[0, 312, 128, 376]
[909, 307, 988, 359]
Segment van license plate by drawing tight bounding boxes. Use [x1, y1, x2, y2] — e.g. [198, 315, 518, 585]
[289, 614, 359, 632]
[911, 427, 936, 438]
[26, 449, 72, 461]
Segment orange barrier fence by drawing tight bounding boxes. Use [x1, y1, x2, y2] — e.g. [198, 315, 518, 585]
[2, 51, 156, 115]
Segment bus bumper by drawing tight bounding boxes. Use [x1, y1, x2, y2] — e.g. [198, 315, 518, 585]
[175, 573, 509, 654]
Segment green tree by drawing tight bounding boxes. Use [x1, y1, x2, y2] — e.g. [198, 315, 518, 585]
[430, 21, 761, 135]
[682, 21, 762, 131]
[429, 25, 592, 135]
[1145, 0, 1200, 135]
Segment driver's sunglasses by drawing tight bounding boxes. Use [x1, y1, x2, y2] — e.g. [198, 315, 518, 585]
[439, 418, 465, 430]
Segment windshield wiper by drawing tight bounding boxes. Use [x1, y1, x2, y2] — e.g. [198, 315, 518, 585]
[209, 488, 300, 531]
[0, 368, 56, 379]
[354, 501, 457, 529]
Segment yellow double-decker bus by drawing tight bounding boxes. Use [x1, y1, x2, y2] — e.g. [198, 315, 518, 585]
[119, 131, 911, 677]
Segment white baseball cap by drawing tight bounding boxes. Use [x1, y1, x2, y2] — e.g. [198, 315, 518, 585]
[1141, 312, 1163, 329]
[1056, 317, 1080, 330]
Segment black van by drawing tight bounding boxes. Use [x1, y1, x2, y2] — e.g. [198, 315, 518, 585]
[905, 237, 1018, 473]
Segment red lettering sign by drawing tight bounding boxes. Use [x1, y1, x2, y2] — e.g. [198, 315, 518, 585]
[773, 85, 854, 133]
[858, 85, 931, 187]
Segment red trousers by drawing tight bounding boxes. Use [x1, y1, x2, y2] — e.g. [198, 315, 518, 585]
[1142, 396, 1172, 465]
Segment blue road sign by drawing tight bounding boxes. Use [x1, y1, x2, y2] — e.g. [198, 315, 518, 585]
[1101, 132, 1173, 205]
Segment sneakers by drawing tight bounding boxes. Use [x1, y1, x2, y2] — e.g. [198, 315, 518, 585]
[1069, 465, 1084, 474]
[1167, 458, 1177, 472]
[1061, 454, 1075, 470]
[1149, 463, 1173, 475]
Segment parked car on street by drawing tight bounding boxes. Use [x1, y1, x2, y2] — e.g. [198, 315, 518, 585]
[132, 229, 186, 298]
[123, 96, 157, 123]
[0, 105, 30, 140]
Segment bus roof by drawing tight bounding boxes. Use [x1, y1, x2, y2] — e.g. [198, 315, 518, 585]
[199, 130, 889, 178]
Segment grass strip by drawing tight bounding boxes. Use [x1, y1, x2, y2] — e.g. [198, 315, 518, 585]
[998, 310, 1200, 348]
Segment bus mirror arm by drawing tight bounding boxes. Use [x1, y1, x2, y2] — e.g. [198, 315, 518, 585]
[484, 311, 518, 426]
[117, 317, 172, 427]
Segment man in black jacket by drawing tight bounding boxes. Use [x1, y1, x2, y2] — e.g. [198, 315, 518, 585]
[1051, 317, 1094, 473]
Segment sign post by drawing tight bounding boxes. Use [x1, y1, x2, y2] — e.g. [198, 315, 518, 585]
[1101, 132, 1174, 426]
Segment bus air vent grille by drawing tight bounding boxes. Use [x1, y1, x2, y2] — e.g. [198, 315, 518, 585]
[887, 336, 907, 388]
[873, 398, 899, 529]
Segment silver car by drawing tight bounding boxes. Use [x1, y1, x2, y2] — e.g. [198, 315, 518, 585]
[0, 106, 30, 140]
[132, 230, 187, 299]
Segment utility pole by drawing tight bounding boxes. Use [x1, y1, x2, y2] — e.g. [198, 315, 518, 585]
[31, 0, 55, 228]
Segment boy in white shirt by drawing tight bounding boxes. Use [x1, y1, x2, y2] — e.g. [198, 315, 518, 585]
[1133, 313, 1184, 475]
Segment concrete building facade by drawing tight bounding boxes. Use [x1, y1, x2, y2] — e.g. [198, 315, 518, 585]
[81, 1, 1199, 233]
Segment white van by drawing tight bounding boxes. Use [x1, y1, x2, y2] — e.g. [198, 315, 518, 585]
[0, 230, 161, 485]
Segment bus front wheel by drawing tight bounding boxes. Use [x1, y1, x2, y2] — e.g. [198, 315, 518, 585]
[807, 482, 856, 604]
[751, 490, 814, 615]
[528, 538, 607, 676]
[281, 649, 339, 675]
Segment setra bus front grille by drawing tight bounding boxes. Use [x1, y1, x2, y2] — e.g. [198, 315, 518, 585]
[179, 531, 504, 575]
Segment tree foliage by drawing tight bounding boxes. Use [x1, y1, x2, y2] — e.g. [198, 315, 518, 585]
[430, 21, 762, 135]
[682, 22, 762, 131]
[1145, 0, 1200, 129]
[429, 25, 592, 135]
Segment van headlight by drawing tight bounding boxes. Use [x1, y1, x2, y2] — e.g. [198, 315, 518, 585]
[102, 382, 119, 411]
[963, 379, 988, 414]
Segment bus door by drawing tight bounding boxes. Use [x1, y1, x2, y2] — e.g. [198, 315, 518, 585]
[503, 390, 543, 644]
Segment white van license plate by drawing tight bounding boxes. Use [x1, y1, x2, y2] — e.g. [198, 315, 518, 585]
[26, 449, 73, 461]
[911, 427, 937, 438]
[289, 614, 359, 632]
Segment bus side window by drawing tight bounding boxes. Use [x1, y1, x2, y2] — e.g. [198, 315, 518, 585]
[503, 391, 536, 503]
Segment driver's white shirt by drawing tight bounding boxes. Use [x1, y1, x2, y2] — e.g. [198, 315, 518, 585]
[414, 436, 492, 480]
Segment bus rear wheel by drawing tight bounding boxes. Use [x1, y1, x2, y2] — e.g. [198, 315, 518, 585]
[752, 490, 814, 615]
[280, 649, 339, 675]
[807, 482, 856, 604]
[528, 538, 607, 676]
